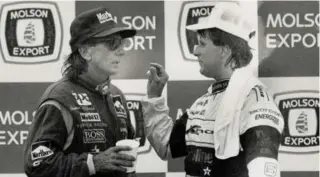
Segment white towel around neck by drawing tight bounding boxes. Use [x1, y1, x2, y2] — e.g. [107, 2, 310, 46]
[213, 66, 265, 159]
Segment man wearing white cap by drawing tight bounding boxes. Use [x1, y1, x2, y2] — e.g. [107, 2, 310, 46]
[142, 2, 284, 177]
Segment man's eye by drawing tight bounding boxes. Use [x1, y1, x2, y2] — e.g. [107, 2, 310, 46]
[199, 41, 206, 46]
[105, 38, 123, 51]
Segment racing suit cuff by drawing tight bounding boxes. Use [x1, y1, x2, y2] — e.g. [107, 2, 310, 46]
[141, 96, 167, 111]
[141, 95, 172, 159]
[248, 157, 280, 177]
[87, 154, 96, 176]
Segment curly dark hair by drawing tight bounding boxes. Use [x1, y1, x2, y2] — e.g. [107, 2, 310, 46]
[62, 50, 88, 80]
[198, 28, 254, 70]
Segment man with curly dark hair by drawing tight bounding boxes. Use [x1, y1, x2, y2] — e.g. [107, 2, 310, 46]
[24, 7, 138, 177]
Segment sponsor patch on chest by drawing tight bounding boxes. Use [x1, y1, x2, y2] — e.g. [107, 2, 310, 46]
[80, 112, 101, 122]
[112, 95, 127, 118]
[83, 129, 106, 144]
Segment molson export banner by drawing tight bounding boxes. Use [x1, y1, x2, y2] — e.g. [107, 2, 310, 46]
[0, 83, 51, 173]
[76, 1, 165, 80]
[259, 1, 319, 77]
[258, 0, 319, 176]
[0, 1, 73, 83]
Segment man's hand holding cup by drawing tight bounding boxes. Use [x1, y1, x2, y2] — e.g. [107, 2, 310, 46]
[115, 139, 140, 173]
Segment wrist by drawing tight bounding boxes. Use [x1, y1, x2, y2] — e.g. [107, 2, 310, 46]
[148, 94, 160, 99]
[92, 154, 102, 173]
[87, 154, 96, 175]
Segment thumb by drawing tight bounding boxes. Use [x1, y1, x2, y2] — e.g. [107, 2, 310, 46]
[149, 67, 159, 81]
[147, 70, 152, 85]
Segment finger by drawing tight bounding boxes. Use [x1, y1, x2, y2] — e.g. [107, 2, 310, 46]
[150, 63, 165, 74]
[150, 63, 163, 70]
[113, 159, 134, 167]
[109, 165, 128, 173]
[109, 146, 132, 152]
[146, 70, 151, 77]
[116, 153, 136, 161]
[149, 67, 159, 81]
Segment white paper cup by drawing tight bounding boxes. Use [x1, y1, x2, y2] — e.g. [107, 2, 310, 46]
[116, 139, 140, 173]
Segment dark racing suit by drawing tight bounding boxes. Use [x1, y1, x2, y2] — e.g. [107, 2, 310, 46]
[24, 77, 135, 177]
[142, 80, 284, 177]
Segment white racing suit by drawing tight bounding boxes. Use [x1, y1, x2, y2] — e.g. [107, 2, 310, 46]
[141, 80, 284, 177]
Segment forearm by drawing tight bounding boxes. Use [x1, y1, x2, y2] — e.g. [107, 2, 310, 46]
[241, 126, 282, 177]
[24, 103, 95, 177]
[141, 96, 173, 160]
[24, 123, 93, 177]
[25, 149, 91, 177]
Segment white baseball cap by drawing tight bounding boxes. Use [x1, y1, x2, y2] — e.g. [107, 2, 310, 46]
[186, 2, 254, 41]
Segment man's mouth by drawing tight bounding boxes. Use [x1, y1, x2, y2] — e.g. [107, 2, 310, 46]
[112, 61, 120, 64]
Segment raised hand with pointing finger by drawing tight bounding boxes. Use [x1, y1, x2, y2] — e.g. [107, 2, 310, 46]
[146, 63, 169, 98]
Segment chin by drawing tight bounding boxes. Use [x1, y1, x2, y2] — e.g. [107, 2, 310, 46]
[103, 68, 119, 76]
[200, 70, 215, 79]
[108, 71, 118, 76]
[199, 69, 209, 78]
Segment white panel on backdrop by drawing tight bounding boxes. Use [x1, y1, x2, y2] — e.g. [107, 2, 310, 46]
[165, 1, 209, 81]
[261, 77, 319, 172]
[0, 1, 74, 82]
[111, 79, 168, 173]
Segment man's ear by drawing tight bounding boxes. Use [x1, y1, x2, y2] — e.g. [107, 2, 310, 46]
[221, 45, 237, 69]
[78, 45, 92, 61]
[221, 45, 232, 61]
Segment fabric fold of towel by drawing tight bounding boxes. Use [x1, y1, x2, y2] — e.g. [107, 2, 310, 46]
[214, 66, 265, 159]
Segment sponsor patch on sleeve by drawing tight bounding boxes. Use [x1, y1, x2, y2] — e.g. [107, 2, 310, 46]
[31, 141, 54, 161]
[242, 102, 284, 134]
[264, 162, 278, 177]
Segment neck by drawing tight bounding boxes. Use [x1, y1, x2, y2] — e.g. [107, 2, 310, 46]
[80, 72, 110, 88]
[213, 68, 233, 82]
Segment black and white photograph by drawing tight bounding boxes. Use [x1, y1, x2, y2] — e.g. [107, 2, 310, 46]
[0, 0, 318, 177]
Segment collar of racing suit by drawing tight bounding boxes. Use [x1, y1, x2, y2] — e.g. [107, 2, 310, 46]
[208, 79, 229, 94]
[72, 77, 111, 96]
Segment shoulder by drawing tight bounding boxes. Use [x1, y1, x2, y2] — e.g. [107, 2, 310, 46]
[191, 92, 211, 107]
[38, 77, 79, 107]
[43, 77, 74, 97]
[249, 85, 271, 102]
[243, 85, 274, 110]
[240, 85, 284, 134]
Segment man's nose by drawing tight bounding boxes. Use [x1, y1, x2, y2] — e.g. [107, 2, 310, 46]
[193, 45, 201, 57]
[116, 47, 125, 56]
[116, 39, 128, 56]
